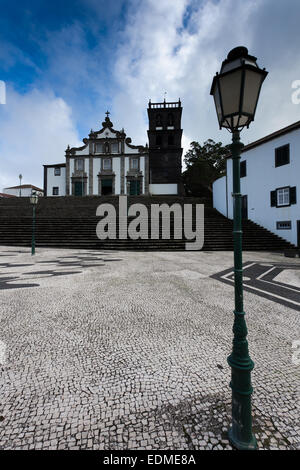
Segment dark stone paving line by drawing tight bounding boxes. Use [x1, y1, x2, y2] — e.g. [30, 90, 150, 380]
[211, 262, 300, 312]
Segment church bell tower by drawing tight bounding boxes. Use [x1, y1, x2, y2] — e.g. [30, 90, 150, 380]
[147, 99, 183, 195]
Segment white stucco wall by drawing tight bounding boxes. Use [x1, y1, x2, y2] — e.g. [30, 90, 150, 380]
[4, 187, 42, 197]
[149, 184, 178, 195]
[215, 128, 300, 246]
[74, 144, 89, 155]
[47, 167, 66, 196]
[124, 143, 140, 154]
[212, 176, 227, 217]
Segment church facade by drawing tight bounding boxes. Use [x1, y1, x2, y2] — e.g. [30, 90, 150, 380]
[43, 100, 183, 197]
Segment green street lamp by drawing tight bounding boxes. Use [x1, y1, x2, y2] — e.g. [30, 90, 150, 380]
[210, 46, 268, 450]
[30, 191, 39, 255]
[19, 174, 22, 197]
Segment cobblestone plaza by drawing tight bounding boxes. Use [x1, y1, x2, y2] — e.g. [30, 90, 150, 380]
[0, 247, 299, 450]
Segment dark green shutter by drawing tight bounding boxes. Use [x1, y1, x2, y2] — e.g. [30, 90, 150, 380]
[275, 144, 290, 167]
[290, 186, 297, 205]
[270, 190, 276, 207]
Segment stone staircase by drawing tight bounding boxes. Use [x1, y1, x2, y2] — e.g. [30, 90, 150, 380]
[0, 196, 295, 251]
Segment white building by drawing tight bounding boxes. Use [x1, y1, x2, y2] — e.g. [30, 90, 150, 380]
[3, 184, 44, 197]
[44, 102, 184, 197]
[213, 120, 300, 247]
[44, 114, 149, 197]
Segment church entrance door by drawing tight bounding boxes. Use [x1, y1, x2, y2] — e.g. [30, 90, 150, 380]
[74, 181, 83, 196]
[102, 179, 113, 196]
[129, 180, 140, 195]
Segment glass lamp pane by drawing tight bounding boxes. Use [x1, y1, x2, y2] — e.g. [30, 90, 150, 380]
[238, 115, 250, 127]
[219, 69, 242, 116]
[30, 194, 37, 204]
[213, 83, 223, 126]
[242, 69, 264, 115]
[233, 115, 240, 128]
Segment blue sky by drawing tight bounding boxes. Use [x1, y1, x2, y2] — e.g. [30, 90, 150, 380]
[0, 0, 127, 134]
[1, 0, 300, 189]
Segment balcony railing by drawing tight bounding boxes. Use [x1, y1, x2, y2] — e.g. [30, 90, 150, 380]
[148, 100, 181, 109]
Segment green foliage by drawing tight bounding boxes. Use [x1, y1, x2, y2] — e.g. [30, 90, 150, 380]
[182, 139, 230, 197]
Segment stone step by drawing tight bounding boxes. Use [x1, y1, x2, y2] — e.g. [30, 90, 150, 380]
[0, 197, 294, 251]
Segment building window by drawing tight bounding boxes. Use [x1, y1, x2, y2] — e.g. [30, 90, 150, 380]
[54, 167, 61, 176]
[76, 159, 84, 171]
[277, 187, 290, 206]
[271, 186, 297, 207]
[275, 144, 290, 167]
[276, 221, 291, 230]
[240, 160, 247, 178]
[52, 187, 59, 195]
[95, 143, 104, 153]
[131, 158, 139, 170]
[111, 142, 118, 153]
[103, 158, 112, 170]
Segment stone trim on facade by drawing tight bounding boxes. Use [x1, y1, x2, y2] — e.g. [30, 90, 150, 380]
[121, 156, 125, 194]
[66, 157, 70, 195]
[89, 156, 93, 195]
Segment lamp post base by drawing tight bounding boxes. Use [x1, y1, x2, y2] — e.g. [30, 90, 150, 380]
[228, 427, 257, 450]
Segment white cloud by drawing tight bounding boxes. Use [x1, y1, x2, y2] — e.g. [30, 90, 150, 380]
[2, 0, 300, 189]
[0, 87, 80, 190]
[112, 0, 300, 153]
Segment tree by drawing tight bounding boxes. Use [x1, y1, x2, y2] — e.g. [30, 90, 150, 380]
[182, 139, 230, 197]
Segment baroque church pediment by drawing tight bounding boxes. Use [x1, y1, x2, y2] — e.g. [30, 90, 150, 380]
[89, 115, 121, 140]
[66, 138, 89, 156]
[65, 112, 148, 156]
